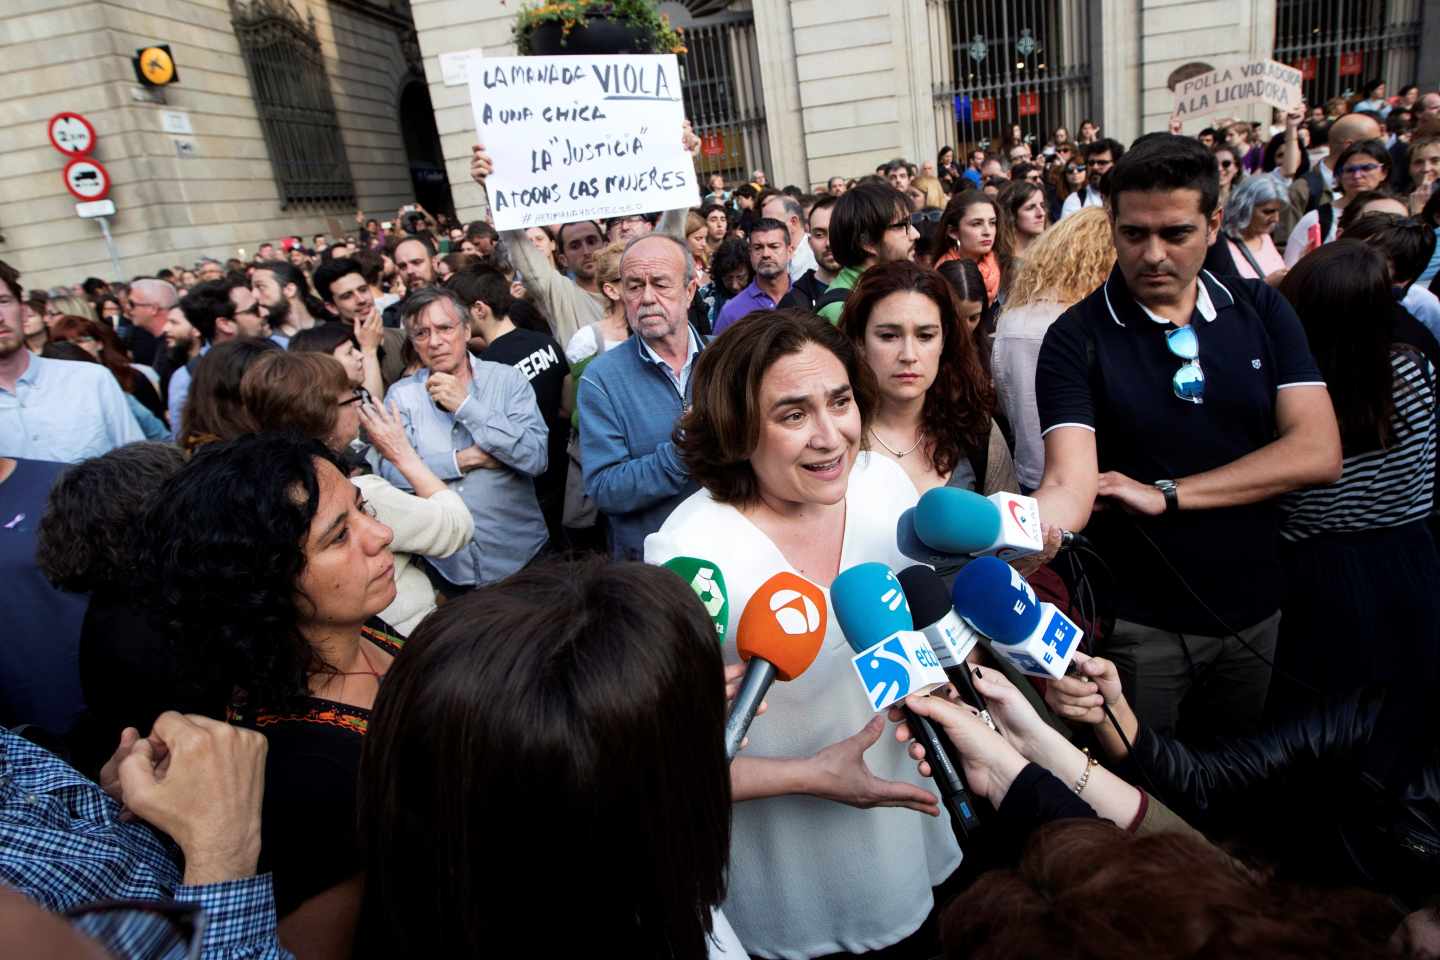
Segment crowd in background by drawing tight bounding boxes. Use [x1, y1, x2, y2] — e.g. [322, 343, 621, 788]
[2, 77, 1440, 958]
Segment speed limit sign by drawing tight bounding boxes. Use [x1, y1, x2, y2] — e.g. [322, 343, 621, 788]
[63, 157, 111, 201]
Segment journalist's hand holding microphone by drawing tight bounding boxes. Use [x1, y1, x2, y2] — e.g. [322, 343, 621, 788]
[1045, 651, 1140, 760]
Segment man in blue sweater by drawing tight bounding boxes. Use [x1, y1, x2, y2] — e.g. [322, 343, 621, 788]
[578, 233, 703, 559]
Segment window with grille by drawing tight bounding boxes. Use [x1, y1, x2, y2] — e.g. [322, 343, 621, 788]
[231, 0, 355, 208]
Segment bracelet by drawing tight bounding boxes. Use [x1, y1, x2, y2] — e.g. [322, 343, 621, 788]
[1072, 749, 1100, 796]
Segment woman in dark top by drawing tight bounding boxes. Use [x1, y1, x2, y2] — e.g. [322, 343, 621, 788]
[136, 433, 399, 950]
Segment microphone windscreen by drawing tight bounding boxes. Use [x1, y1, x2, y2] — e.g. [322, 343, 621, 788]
[951, 556, 1041, 643]
[661, 556, 730, 644]
[735, 572, 827, 681]
[914, 487, 1001, 554]
[896, 508, 972, 569]
[831, 562, 913, 653]
[895, 565, 952, 629]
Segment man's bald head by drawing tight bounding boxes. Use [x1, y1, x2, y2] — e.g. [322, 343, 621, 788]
[1420, 92, 1440, 118]
[1329, 113, 1383, 151]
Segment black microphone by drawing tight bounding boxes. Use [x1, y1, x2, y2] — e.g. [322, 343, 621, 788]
[896, 565, 997, 732]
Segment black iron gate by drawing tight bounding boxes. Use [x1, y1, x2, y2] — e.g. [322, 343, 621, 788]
[677, 11, 771, 183]
[932, 0, 1094, 153]
[1274, 0, 1423, 109]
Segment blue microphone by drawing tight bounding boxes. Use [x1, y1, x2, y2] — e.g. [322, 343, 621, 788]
[896, 508, 973, 575]
[832, 562, 982, 841]
[951, 557, 1084, 680]
[914, 487, 1046, 561]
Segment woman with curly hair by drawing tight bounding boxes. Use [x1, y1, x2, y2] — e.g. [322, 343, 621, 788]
[842, 260, 1017, 495]
[991, 207, 1116, 491]
[48, 315, 166, 422]
[136, 432, 398, 945]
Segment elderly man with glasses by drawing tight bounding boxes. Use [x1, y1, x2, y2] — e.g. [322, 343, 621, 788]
[377, 286, 549, 592]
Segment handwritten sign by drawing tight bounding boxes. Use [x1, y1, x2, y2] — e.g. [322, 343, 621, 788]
[1172, 58, 1303, 121]
[470, 54, 697, 230]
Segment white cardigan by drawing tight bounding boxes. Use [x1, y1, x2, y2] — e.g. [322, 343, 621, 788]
[645, 452, 961, 959]
[352, 474, 473, 636]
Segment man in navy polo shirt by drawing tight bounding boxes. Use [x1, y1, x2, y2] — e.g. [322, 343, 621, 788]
[1033, 133, 1342, 738]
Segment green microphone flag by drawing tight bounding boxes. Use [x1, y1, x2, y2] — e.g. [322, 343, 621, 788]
[661, 556, 730, 643]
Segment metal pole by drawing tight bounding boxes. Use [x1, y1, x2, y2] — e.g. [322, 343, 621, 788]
[95, 216, 123, 281]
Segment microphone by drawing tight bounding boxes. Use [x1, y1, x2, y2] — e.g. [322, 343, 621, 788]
[896, 508, 973, 574]
[832, 562, 982, 840]
[723, 572, 827, 760]
[895, 565, 997, 732]
[951, 557, 1084, 680]
[913, 487, 1045, 562]
[661, 556, 730, 643]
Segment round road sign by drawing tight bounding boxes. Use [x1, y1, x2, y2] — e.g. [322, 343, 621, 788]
[63, 157, 111, 201]
[47, 112, 97, 157]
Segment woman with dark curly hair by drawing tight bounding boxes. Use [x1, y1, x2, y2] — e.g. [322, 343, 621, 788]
[48, 314, 166, 421]
[695, 236, 753, 331]
[645, 309, 960, 958]
[842, 261, 1016, 497]
[136, 432, 397, 942]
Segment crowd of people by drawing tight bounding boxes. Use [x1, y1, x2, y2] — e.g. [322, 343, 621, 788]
[2, 78, 1440, 959]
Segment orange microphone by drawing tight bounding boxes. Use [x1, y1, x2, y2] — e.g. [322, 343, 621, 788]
[724, 572, 828, 759]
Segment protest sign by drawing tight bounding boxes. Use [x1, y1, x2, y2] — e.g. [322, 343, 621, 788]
[469, 54, 698, 230]
[1172, 58, 1303, 121]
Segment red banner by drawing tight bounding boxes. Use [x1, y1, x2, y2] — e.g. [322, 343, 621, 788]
[1292, 56, 1317, 81]
[1338, 51, 1363, 77]
[1017, 92, 1039, 117]
[973, 97, 996, 122]
[700, 133, 724, 157]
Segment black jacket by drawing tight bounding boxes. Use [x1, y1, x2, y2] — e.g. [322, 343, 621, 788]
[1123, 685, 1440, 909]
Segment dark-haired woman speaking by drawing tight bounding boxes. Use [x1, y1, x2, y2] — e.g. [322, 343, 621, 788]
[646, 310, 959, 959]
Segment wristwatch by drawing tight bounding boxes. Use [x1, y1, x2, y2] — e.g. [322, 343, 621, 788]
[1154, 479, 1179, 513]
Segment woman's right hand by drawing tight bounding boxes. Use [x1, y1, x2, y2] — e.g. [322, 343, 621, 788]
[1044, 651, 1124, 726]
[358, 400, 418, 466]
[1410, 172, 1437, 215]
[806, 715, 941, 817]
[891, 694, 1029, 809]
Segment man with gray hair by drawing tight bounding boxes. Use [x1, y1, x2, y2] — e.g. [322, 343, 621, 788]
[378, 285, 549, 590]
[761, 192, 820, 281]
[577, 232, 704, 559]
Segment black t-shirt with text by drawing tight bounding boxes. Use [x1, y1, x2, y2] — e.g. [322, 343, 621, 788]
[1035, 266, 1325, 633]
[481, 327, 570, 497]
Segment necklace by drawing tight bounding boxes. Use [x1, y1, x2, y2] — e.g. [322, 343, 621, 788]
[869, 427, 923, 458]
[333, 642, 383, 683]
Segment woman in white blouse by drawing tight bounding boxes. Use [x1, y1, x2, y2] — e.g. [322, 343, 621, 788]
[646, 309, 960, 959]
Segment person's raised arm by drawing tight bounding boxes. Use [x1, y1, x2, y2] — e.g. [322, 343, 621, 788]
[353, 310, 387, 403]
[655, 121, 704, 240]
[1279, 106, 1304, 180]
[1030, 315, 1101, 533]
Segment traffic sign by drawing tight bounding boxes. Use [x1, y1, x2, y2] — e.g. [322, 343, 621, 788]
[75, 199, 117, 219]
[135, 45, 179, 86]
[63, 157, 111, 201]
[47, 112, 97, 156]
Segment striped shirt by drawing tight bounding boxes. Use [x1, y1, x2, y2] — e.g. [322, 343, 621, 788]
[1281, 349, 1436, 540]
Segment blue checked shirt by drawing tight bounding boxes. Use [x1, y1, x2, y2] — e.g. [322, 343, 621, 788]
[0, 727, 291, 959]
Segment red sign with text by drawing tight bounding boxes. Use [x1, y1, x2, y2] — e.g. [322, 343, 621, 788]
[1338, 51, 1363, 77]
[701, 132, 724, 157]
[1292, 56, 1317, 81]
[972, 97, 996, 122]
[1017, 92, 1039, 117]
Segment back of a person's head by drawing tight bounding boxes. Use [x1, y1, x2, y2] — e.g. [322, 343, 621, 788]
[240, 350, 350, 440]
[1336, 188, 1405, 234]
[40, 340, 97, 365]
[830, 181, 909, 268]
[1106, 133, 1219, 218]
[1343, 212, 1437, 285]
[445, 265, 513, 318]
[1280, 239, 1397, 452]
[356, 557, 729, 957]
[286, 322, 357, 356]
[36, 442, 185, 594]
[178, 337, 281, 449]
[138, 432, 342, 714]
[1005, 207, 1117, 310]
[942, 819, 1399, 960]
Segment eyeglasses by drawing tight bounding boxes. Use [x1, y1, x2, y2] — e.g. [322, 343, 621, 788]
[339, 387, 371, 407]
[410, 320, 462, 343]
[1342, 162, 1383, 176]
[1066, 165, 1086, 174]
[64, 898, 206, 960]
[1165, 324, 1204, 404]
[886, 218, 914, 232]
[1218, 159, 1235, 169]
[909, 210, 942, 225]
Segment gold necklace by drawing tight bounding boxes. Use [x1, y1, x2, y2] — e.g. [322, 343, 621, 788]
[869, 427, 923, 458]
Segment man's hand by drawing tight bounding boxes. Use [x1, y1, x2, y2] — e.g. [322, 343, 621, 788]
[1169, 116, 1183, 135]
[355, 307, 384, 354]
[681, 119, 701, 156]
[470, 144, 493, 185]
[456, 445, 498, 472]
[116, 713, 266, 886]
[1013, 521, 1063, 577]
[805, 715, 940, 817]
[1096, 471, 1166, 516]
[426, 372, 469, 412]
[1411, 171, 1437, 215]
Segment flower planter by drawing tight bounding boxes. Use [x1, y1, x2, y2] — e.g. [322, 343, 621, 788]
[524, 17, 650, 56]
